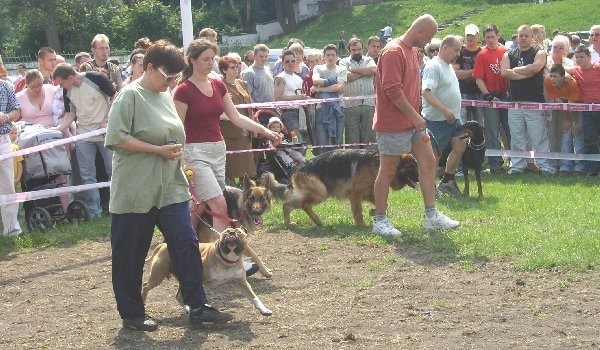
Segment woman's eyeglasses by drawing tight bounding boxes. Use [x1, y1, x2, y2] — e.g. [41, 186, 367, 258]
[157, 67, 180, 82]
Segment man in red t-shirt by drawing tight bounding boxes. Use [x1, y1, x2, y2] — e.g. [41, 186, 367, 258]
[372, 14, 459, 235]
[472, 24, 510, 174]
[570, 45, 600, 176]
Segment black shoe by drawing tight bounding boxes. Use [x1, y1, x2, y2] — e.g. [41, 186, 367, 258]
[189, 305, 234, 325]
[122, 316, 159, 332]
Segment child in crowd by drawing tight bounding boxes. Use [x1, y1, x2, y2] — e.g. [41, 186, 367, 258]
[266, 117, 305, 168]
[544, 63, 583, 175]
[8, 123, 26, 230]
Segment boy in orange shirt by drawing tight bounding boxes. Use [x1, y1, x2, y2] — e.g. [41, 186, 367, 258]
[544, 64, 583, 175]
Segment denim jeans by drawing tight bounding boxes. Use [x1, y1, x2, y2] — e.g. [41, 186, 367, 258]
[316, 104, 345, 147]
[582, 110, 600, 176]
[75, 140, 112, 217]
[111, 202, 207, 319]
[508, 109, 554, 173]
[560, 112, 585, 173]
[460, 93, 484, 124]
[280, 109, 303, 143]
[482, 103, 510, 172]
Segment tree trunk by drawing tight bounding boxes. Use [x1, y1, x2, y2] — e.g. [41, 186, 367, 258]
[229, 0, 244, 29]
[275, 0, 296, 33]
[245, 0, 252, 31]
[42, 0, 61, 51]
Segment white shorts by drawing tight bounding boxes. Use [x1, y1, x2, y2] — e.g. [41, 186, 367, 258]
[183, 141, 226, 201]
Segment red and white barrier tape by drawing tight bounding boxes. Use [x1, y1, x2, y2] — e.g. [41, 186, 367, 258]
[462, 100, 600, 112]
[234, 95, 373, 109]
[0, 181, 110, 206]
[0, 128, 107, 162]
[486, 149, 600, 161]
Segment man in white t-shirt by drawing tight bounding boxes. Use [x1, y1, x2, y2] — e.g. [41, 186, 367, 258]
[422, 35, 466, 198]
[274, 49, 309, 141]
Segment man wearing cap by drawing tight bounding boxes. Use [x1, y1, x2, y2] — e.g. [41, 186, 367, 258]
[454, 24, 484, 124]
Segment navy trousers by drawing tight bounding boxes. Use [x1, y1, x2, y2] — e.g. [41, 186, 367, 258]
[111, 201, 207, 319]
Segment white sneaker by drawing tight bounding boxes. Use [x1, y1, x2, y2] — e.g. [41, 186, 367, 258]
[372, 217, 401, 236]
[423, 211, 460, 230]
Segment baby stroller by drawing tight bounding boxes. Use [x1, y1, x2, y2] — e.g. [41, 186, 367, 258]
[18, 124, 89, 231]
[254, 109, 305, 184]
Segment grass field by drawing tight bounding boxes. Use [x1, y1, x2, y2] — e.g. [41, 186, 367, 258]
[2, 172, 599, 271]
[268, 0, 600, 50]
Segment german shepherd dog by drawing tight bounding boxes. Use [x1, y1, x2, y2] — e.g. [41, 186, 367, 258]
[261, 149, 419, 227]
[439, 120, 486, 198]
[196, 175, 272, 242]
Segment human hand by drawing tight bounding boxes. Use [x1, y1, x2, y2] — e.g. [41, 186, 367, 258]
[265, 129, 282, 146]
[443, 108, 456, 123]
[158, 143, 183, 160]
[410, 113, 427, 132]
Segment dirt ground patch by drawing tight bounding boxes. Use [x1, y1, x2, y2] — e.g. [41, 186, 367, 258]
[1, 229, 599, 349]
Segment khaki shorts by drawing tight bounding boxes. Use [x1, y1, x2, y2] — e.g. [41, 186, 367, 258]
[183, 141, 226, 201]
[376, 130, 426, 156]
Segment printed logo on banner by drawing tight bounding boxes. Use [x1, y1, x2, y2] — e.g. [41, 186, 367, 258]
[474, 101, 493, 108]
[495, 102, 516, 109]
[461, 100, 474, 107]
[592, 104, 600, 111]
[542, 103, 565, 111]
[517, 103, 540, 110]
[567, 103, 591, 111]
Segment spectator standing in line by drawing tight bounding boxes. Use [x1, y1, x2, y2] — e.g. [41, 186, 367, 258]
[242, 44, 275, 104]
[0, 78, 22, 237]
[16, 70, 60, 128]
[340, 38, 377, 148]
[174, 39, 280, 232]
[36, 47, 58, 84]
[13, 64, 28, 93]
[53, 63, 116, 218]
[568, 35, 580, 59]
[422, 35, 467, 198]
[454, 24, 484, 124]
[274, 50, 309, 143]
[105, 40, 234, 331]
[198, 28, 221, 76]
[544, 64, 583, 176]
[366, 36, 382, 64]
[74, 52, 92, 72]
[311, 44, 347, 149]
[121, 53, 144, 88]
[243, 50, 254, 68]
[271, 38, 306, 77]
[473, 24, 510, 174]
[218, 55, 257, 185]
[501, 24, 555, 175]
[570, 46, 600, 176]
[372, 14, 459, 235]
[81, 34, 123, 91]
[589, 25, 600, 63]
[382, 23, 393, 42]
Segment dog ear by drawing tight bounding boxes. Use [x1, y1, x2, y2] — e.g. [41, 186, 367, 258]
[243, 174, 256, 191]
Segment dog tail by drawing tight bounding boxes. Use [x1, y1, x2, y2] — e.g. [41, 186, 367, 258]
[260, 172, 290, 201]
[291, 173, 327, 203]
[145, 243, 165, 264]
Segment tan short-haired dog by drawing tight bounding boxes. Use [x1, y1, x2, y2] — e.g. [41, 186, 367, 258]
[142, 228, 273, 316]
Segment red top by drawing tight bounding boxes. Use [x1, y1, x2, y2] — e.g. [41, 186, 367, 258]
[472, 46, 509, 93]
[373, 38, 420, 133]
[174, 78, 228, 143]
[571, 64, 600, 103]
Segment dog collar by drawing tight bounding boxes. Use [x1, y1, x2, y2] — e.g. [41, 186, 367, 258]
[469, 139, 486, 151]
[218, 248, 241, 265]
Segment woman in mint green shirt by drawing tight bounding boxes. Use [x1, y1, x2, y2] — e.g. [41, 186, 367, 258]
[105, 40, 233, 332]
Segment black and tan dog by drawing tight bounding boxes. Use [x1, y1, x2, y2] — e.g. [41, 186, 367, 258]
[438, 120, 486, 198]
[196, 174, 271, 242]
[142, 227, 273, 316]
[261, 149, 419, 227]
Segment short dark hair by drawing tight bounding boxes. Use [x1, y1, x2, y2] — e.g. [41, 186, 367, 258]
[347, 38, 363, 49]
[144, 39, 186, 73]
[574, 45, 590, 56]
[367, 36, 381, 45]
[549, 63, 565, 76]
[483, 24, 499, 35]
[280, 49, 295, 60]
[37, 47, 56, 60]
[52, 63, 77, 80]
[323, 43, 338, 55]
[17, 63, 26, 69]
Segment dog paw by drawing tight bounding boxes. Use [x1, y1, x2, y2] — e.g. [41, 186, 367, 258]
[261, 268, 273, 278]
[260, 308, 273, 316]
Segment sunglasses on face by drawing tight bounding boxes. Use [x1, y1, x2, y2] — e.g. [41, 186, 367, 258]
[157, 67, 180, 82]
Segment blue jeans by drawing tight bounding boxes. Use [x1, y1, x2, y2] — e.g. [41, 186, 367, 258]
[75, 140, 112, 217]
[560, 112, 585, 173]
[482, 103, 510, 172]
[316, 104, 345, 147]
[111, 202, 207, 319]
[281, 109, 303, 142]
[582, 110, 600, 176]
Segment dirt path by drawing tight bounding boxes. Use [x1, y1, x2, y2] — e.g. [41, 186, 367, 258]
[1, 230, 599, 349]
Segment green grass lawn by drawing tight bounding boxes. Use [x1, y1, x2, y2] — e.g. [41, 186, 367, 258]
[3, 172, 598, 272]
[268, 0, 600, 50]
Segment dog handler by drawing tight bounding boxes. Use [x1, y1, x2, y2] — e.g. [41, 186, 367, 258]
[105, 40, 233, 331]
[372, 14, 460, 235]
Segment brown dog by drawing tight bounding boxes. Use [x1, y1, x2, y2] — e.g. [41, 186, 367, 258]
[261, 149, 419, 227]
[142, 228, 273, 316]
[196, 174, 272, 243]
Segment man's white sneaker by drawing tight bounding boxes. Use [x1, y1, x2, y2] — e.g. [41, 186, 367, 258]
[372, 217, 401, 236]
[423, 211, 460, 230]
